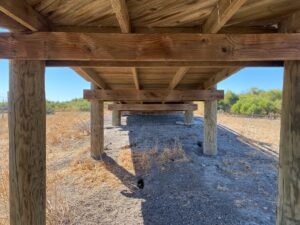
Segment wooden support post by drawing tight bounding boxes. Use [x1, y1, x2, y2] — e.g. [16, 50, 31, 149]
[204, 87, 218, 155]
[112, 110, 121, 126]
[277, 12, 300, 225]
[277, 61, 300, 225]
[90, 84, 104, 160]
[184, 110, 194, 125]
[9, 60, 46, 225]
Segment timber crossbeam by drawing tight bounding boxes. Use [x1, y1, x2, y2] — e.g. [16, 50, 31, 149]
[108, 104, 198, 111]
[84, 90, 224, 102]
[0, 32, 300, 61]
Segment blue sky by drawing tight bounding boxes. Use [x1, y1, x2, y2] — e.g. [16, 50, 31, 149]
[0, 28, 284, 102]
[0, 60, 284, 102]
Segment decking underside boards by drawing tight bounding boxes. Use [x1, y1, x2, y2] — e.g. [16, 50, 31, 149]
[2, 1, 300, 225]
[1, 0, 299, 93]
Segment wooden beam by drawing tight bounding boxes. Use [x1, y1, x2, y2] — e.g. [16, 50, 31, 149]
[108, 103, 198, 111]
[202, 0, 247, 33]
[73, 68, 108, 89]
[84, 89, 224, 102]
[0, 0, 102, 91]
[9, 60, 46, 225]
[46, 60, 283, 68]
[201, 0, 245, 91]
[2, 32, 300, 61]
[131, 67, 140, 89]
[0, 12, 27, 31]
[110, 0, 130, 33]
[201, 67, 242, 89]
[168, 67, 189, 90]
[51, 25, 278, 34]
[0, 0, 48, 31]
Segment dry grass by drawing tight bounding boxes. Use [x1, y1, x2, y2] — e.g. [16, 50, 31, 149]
[0, 110, 280, 224]
[195, 102, 280, 153]
[47, 112, 89, 146]
[217, 114, 280, 152]
[0, 112, 91, 225]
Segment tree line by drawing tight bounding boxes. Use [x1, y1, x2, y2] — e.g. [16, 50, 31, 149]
[0, 88, 283, 117]
[218, 88, 282, 116]
[46, 98, 90, 114]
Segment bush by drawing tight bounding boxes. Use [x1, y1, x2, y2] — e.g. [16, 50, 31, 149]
[46, 99, 90, 113]
[46, 103, 55, 114]
[219, 89, 282, 116]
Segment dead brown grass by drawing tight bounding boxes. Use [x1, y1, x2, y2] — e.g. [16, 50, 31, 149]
[0, 112, 91, 225]
[195, 102, 280, 153]
[0, 110, 280, 224]
[47, 112, 89, 146]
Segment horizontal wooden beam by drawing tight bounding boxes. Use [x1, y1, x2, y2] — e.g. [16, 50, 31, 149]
[108, 103, 198, 111]
[1, 32, 300, 61]
[51, 25, 278, 34]
[46, 60, 283, 67]
[84, 89, 224, 102]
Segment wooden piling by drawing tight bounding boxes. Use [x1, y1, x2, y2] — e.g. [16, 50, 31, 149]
[112, 110, 121, 126]
[9, 60, 46, 225]
[90, 84, 104, 160]
[184, 110, 194, 125]
[203, 88, 218, 155]
[277, 61, 300, 225]
[277, 12, 300, 225]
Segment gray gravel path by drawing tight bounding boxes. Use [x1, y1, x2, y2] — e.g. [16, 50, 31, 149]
[63, 113, 278, 225]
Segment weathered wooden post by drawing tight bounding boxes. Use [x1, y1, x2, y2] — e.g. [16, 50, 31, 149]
[90, 84, 104, 160]
[203, 87, 217, 155]
[9, 60, 46, 225]
[112, 109, 121, 126]
[277, 12, 300, 225]
[184, 110, 193, 125]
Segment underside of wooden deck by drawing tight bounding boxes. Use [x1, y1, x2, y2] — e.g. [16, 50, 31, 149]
[1, 0, 300, 224]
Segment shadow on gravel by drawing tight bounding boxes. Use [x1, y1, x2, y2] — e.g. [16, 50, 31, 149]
[104, 113, 278, 225]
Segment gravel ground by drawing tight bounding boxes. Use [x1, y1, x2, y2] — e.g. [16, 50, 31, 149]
[57, 113, 278, 225]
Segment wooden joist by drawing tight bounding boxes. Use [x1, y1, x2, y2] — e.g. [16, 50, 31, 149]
[73, 68, 108, 89]
[110, 0, 131, 33]
[84, 89, 224, 102]
[1, 32, 300, 61]
[201, 67, 242, 89]
[131, 67, 140, 89]
[0, 0, 103, 90]
[46, 60, 283, 68]
[203, 0, 247, 34]
[168, 67, 189, 90]
[0, 0, 49, 31]
[108, 103, 198, 111]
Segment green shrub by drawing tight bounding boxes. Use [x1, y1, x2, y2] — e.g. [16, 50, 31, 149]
[219, 89, 282, 116]
[46, 99, 90, 113]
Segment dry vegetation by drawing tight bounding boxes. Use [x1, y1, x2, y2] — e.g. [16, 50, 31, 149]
[0, 110, 280, 224]
[196, 102, 280, 153]
[0, 112, 190, 224]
